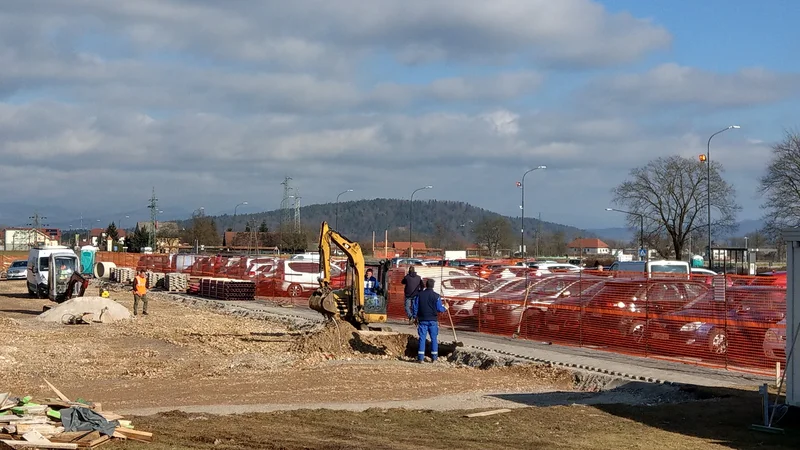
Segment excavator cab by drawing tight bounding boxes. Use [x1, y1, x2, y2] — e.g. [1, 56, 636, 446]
[48, 254, 89, 304]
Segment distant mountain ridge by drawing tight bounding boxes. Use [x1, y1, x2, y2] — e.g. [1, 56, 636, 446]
[191, 198, 592, 244]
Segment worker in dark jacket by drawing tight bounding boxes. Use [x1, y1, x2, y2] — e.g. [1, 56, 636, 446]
[401, 266, 423, 323]
[412, 278, 448, 362]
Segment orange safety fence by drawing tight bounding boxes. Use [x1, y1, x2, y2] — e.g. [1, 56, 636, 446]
[81, 254, 791, 377]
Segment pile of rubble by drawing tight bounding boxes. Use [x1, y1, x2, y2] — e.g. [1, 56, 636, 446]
[0, 382, 152, 449]
[164, 273, 189, 292]
[110, 268, 135, 284]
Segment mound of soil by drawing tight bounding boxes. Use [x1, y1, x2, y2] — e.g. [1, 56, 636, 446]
[291, 320, 416, 358]
[38, 296, 132, 323]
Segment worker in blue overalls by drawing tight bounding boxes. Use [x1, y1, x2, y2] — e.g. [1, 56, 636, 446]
[412, 278, 448, 362]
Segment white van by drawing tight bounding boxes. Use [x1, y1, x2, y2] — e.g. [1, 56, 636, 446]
[27, 245, 80, 298]
[608, 260, 690, 278]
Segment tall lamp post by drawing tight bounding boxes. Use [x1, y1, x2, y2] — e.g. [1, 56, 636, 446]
[409, 185, 433, 258]
[519, 166, 546, 263]
[606, 208, 646, 261]
[703, 125, 740, 270]
[233, 201, 248, 231]
[335, 189, 354, 230]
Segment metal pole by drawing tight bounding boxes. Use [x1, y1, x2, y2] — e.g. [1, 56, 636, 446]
[234, 202, 247, 232]
[706, 125, 740, 270]
[520, 166, 546, 264]
[335, 189, 353, 230]
[410, 186, 432, 258]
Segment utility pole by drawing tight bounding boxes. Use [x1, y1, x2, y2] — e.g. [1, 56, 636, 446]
[293, 189, 302, 233]
[26, 212, 47, 248]
[536, 212, 542, 258]
[147, 187, 159, 249]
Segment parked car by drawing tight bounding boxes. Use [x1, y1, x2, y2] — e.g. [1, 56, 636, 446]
[481, 275, 606, 335]
[446, 277, 536, 324]
[763, 318, 787, 362]
[544, 279, 708, 346]
[609, 260, 690, 278]
[5, 260, 27, 280]
[648, 286, 785, 359]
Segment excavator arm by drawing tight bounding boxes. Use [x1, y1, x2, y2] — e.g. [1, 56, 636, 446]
[309, 221, 386, 328]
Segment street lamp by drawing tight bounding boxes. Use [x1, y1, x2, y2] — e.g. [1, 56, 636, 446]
[606, 208, 646, 261]
[409, 186, 433, 258]
[519, 166, 546, 262]
[234, 202, 248, 231]
[703, 125, 740, 270]
[119, 215, 130, 231]
[335, 189, 354, 230]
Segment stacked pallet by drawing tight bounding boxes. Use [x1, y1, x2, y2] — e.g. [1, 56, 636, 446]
[146, 272, 165, 289]
[0, 388, 152, 448]
[198, 277, 256, 301]
[111, 268, 135, 284]
[164, 273, 189, 292]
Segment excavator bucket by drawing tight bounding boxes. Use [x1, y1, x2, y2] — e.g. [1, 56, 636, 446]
[308, 288, 339, 317]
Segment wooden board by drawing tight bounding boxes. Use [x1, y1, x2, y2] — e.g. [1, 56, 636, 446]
[1, 440, 78, 449]
[463, 408, 513, 418]
[0, 416, 48, 424]
[41, 380, 70, 404]
[112, 428, 151, 443]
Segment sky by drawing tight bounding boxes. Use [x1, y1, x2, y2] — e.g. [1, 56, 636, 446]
[1, 0, 798, 230]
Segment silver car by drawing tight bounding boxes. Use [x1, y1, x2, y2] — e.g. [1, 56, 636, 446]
[6, 260, 27, 280]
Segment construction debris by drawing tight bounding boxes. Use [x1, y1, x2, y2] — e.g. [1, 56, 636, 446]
[0, 384, 152, 448]
[37, 297, 131, 324]
[164, 273, 188, 292]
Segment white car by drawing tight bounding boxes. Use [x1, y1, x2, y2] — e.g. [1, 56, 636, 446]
[763, 319, 786, 361]
[690, 268, 718, 276]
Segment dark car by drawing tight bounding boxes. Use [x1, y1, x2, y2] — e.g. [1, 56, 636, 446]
[647, 286, 786, 359]
[478, 275, 605, 335]
[544, 278, 708, 346]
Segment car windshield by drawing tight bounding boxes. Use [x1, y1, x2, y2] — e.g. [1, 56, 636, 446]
[531, 277, 576, 294]
[11, 261, 26, 268]
[650, 264, 688, 273]
[480, 279, 514, 292]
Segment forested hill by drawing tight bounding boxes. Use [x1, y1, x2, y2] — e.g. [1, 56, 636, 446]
[204, 199, 591, 245]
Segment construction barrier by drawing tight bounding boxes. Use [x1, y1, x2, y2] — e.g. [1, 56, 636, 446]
[79, 253, 789, 377]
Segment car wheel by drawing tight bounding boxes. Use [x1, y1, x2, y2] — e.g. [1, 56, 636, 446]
[28, 284, 36, 297]
[630, 322, 646, 344]
[287, 284, 303, 297]
[708, 328, 728, 355]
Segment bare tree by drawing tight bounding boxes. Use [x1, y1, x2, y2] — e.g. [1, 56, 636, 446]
[473, 217, 513, 256]
[759, 130, 800, 236]
[612, 155, 740, 259]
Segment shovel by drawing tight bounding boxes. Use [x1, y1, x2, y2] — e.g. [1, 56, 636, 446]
[511, 283, 533, 339]
[444, 300, 464, 347]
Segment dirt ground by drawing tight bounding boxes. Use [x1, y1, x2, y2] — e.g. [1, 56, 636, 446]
[0, 280, 570, 412]
[2, 279, 797, 449]
[115, 388, 797, 450]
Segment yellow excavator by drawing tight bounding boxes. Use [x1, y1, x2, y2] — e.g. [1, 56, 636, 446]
[308, 221, 391, 330]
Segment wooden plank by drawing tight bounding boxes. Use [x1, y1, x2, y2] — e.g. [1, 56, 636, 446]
[1, 440, 78, 449]
[0, 416, 48, 424]
[49, 432, 91, 444]
[463, 408, 513, 418]
[40, 380, 70, 404]
[22, 430, 51, 443]
[112, 428, 151, 442]
[14, 424, 63, 436]
[76, 433, 109, 449]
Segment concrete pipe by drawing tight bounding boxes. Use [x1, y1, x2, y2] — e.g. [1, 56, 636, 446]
[94, 261, 117, 279]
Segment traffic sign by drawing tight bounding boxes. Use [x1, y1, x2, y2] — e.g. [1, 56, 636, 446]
[639, 248, 647, 258]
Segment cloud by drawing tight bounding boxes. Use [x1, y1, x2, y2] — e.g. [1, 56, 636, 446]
[0, 1, 781, 230]
[0, 0, 670, 69]
[582, 63, 800, 112]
